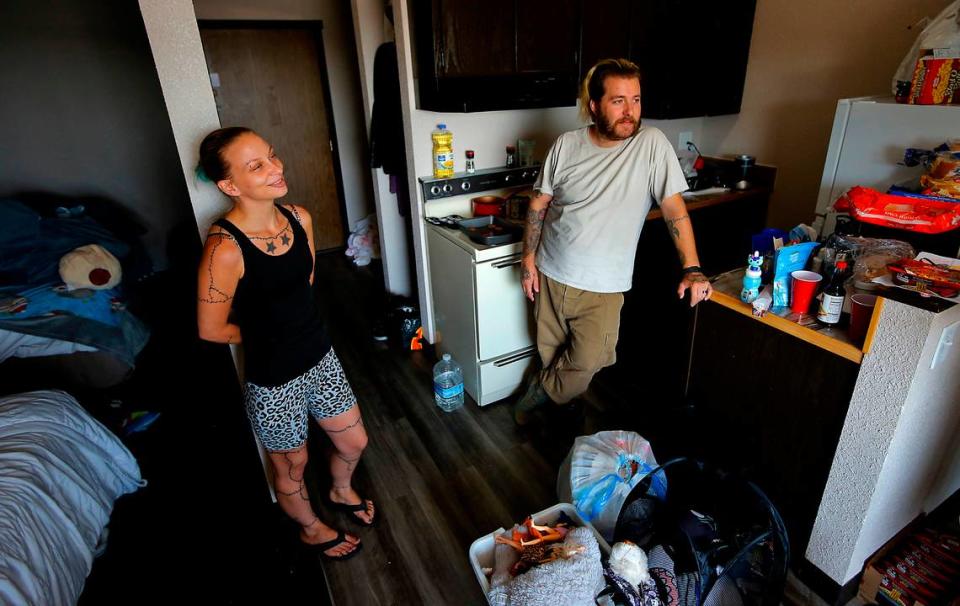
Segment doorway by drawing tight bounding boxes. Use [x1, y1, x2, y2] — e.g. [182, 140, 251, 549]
[198, 22, 348, 251]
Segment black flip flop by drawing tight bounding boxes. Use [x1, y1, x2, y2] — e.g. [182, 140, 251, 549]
[325, 495, 377, 527]
[304, 530, 363, 561]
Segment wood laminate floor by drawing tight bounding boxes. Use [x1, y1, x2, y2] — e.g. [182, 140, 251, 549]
[304, 254, 693, 606]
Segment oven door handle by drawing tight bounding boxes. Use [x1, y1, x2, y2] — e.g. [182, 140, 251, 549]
[491, 255, 523, 269]
[493, 348, 537, 367]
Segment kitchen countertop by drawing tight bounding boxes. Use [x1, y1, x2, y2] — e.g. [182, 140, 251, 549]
[707, 268, 876, 364]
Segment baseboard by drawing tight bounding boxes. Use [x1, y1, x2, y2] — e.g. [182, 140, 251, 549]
[794, 558, 862, 606]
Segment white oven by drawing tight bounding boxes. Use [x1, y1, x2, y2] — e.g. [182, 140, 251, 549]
[421, 166, 541, 406]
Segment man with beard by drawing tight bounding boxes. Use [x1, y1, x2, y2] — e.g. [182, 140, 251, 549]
[513, 58, 713, 425]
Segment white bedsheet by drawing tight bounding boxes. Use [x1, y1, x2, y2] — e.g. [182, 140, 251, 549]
[0, 329, 98, 364]
[0, 390, 143, 605]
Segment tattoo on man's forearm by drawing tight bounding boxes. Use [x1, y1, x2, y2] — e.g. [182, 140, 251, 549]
[665, 214, 690, 240]
[199, 234, 236, 304]
[523, 208, 547, 256]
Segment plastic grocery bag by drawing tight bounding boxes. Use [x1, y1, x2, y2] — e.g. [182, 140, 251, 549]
[556, 430, 666, 542]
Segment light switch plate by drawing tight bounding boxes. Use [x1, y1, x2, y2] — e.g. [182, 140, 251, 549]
[931, 320, 958, 369]
[678, 131, 693, 150]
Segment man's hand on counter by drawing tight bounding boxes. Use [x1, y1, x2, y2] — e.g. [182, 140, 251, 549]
[521, 254, 539, 302]
[678, 271, 713, 307]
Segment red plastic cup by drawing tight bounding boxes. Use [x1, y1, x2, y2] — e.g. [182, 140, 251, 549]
[848, 294, 877, 346]
[790, 270, 822, 314]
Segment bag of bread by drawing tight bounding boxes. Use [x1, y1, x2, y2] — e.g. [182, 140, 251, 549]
[851, 238, 916, 289]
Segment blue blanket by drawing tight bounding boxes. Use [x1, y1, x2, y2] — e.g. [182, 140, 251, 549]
[0, 285, 149, 367]
[0, 199, 150, 366]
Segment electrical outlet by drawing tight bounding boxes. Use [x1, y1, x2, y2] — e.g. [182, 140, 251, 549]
[678, 131, 693, 151]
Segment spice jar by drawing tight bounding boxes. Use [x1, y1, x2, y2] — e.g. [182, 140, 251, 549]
[505, 145, 517, 168]
[465, 150, 476, 174]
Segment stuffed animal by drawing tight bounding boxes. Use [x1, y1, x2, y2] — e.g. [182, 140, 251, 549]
[59, 244, 122, 291]
[609, 541, 650, 588]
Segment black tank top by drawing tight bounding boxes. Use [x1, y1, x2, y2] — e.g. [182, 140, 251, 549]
[214, 205, 330, 387]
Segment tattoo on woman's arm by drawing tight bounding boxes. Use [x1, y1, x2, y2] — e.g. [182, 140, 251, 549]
[665, 214, 690, 239]
[198, 234, 236, 304]
[523, 207, 547, 256]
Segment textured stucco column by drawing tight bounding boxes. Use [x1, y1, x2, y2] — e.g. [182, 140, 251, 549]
[806, 299, 932, 582]
[137, 0, 228, 238]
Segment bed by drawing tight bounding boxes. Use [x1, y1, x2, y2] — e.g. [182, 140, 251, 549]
[0, 389, 143, 605]
[0, 196, 151, 387]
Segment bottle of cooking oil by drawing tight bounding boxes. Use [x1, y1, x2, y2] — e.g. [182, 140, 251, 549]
[432, 123, 454, 178]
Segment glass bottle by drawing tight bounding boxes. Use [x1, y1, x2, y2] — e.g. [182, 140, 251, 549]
[817, 259, 847, 325]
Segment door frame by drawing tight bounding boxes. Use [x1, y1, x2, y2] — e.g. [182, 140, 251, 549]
[197, 19, 350, 250]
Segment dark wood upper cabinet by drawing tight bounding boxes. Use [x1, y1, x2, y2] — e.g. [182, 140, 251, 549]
[434, 0, 514, 77]
[516, 0, 579, 73]
[412, 0, 756, 117]
[580, 1, 633, 82]
[631, 0, 757, 119]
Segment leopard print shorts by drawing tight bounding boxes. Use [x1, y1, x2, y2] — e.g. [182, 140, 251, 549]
[244, 349, 357, 452]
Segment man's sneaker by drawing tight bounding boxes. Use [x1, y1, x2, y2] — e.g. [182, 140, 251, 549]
[513, 378, 550, 426]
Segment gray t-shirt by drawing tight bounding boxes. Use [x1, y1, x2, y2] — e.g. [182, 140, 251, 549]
[533, 125, 689, 293]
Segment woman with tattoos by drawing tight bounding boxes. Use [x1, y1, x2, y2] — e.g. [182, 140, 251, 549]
[196, 127, 374, 560]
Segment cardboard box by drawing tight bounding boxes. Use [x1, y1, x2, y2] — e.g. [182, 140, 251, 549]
[858, 513, 960, 606]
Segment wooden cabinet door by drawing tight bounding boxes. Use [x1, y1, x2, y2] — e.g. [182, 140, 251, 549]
[579, 0, 633, 82]
[516, 0, 579, 73]
[436, 0, 515, 77]
[629, 0, 756, 119]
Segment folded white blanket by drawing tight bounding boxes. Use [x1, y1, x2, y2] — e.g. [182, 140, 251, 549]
[488, 526, 605, 606]
[0, 390, 143, 605]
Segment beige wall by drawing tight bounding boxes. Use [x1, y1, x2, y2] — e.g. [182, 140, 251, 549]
[701, 0, 953, 230]
[192, 0, 374, 230]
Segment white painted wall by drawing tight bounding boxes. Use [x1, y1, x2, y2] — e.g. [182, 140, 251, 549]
[351, 0, 414, 296]
[192, 0, 374, 230]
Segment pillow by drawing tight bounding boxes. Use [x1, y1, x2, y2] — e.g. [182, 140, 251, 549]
[59, 244, 122, 291]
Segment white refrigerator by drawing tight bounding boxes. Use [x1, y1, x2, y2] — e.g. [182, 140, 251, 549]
[814, 95, 960, 252]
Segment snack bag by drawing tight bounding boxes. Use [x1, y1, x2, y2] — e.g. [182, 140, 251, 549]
[772, 241, 818, 307]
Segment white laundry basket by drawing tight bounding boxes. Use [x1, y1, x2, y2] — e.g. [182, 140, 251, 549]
[467, 502, 611, 604]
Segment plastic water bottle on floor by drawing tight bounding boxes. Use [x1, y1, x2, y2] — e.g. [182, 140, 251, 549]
[433, 353, 464, 412]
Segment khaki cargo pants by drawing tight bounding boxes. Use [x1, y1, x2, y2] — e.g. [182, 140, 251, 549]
[535, 273, 624, 404]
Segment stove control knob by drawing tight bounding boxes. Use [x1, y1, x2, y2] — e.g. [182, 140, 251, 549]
[442, 183, 453, 193]
[461, 181, 471, 191]
[430, 185, 441, 197]
[504, 174, 512, 183]
[521, 171, 530, 180]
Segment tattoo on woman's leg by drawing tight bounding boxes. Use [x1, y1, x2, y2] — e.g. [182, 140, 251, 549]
[324, 414, 363, 434]
[335, 452, 360, 472]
